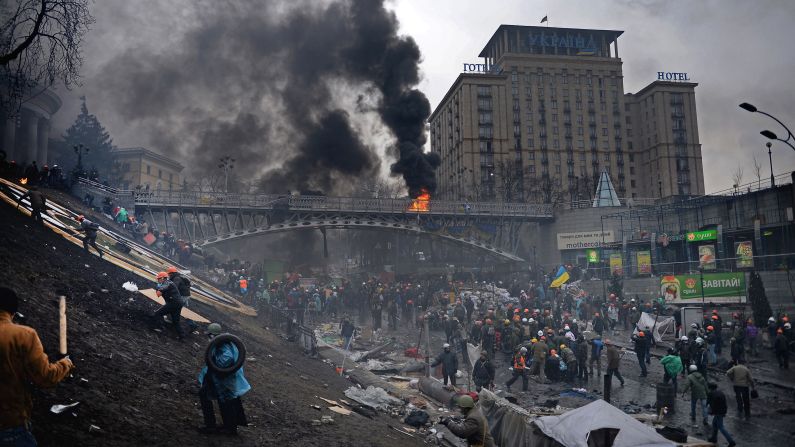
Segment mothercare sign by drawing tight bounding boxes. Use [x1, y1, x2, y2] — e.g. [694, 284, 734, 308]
[557, 231, 615, 250]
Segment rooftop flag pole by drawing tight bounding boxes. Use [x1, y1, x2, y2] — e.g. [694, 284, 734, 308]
[541, 15, 548, 27]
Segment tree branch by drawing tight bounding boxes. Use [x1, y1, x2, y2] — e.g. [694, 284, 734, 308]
[0, 0, 47, 65]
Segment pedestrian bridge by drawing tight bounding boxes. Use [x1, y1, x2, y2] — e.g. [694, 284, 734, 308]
[80, 179, 553, 262]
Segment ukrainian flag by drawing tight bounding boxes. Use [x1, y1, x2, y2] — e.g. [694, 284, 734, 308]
[549, 266, 570, 288]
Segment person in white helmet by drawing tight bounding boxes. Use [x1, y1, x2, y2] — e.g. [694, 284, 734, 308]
[693, 337, 708, 376]
[681, 364, 709, 426]
[431, 343, 458, 387]
[677, 335, 692, 376]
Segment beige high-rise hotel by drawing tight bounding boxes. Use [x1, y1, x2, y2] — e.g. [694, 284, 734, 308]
[429, 25, 704, 202]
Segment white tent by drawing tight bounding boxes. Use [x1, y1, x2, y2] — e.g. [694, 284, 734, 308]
[535, 400, 674, 447]
[633, 312, 676, 343]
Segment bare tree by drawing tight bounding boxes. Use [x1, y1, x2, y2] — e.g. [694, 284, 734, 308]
[752, 156, 762, 189]
[731, 166, 744, 190]
[494, 160, 525, 202]
[0, 0, 93, 113]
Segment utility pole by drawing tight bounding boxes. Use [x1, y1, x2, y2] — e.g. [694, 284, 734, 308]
[218, 156, 235, 193]
[766, 142, 775, 187]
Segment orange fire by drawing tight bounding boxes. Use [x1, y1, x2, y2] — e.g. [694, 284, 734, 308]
[19, 178, 28, 185]
[408, 188, 430, 212]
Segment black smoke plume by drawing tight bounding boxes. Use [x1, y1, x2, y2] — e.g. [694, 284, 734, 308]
[93, 0, 437, 197]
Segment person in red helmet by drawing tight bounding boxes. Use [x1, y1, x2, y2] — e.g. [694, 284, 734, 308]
[153, 271, 185, 340]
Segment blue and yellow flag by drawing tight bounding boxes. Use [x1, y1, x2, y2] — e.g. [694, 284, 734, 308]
[549, 266, 570, 288]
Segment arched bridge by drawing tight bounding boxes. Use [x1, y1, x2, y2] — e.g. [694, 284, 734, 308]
[128, 191, 554, 262]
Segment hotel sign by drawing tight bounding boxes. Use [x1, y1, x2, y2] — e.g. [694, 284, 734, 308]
[657, 72, 690, 81]
[462, 63, 503, 74]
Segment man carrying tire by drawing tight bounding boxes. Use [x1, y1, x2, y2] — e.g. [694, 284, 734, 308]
[198, 323, 250, 436]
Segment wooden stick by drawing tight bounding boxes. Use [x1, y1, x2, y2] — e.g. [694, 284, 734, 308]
[59, 296, 67, 355]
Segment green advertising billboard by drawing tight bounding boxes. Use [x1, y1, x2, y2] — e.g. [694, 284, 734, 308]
[585, 249, 599, 264]
[686, 229, 717, 242]
[660, 272, 746, 304]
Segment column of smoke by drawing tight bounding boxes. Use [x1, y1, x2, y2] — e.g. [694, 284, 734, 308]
[94, 0, 438, 266]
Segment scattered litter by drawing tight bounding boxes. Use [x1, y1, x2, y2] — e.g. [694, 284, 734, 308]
[311, 419, 322, 426]
[409, 379, 419, 389]
[122, 282, 139, 292]
[88, 424, 102, 434]
[84, 264, 90, 268]
[404, 409, 430, 427]
[328, 406, 352, 416]
[299, 375, 308, 381]
[364, 359, 398, 371]
[317, 397, 340, 406]
[100, 289, 109, 293]
[50, 402, 80, 414]
[79, 378, 89, 386]
[344, 386, 403, 412]
[455, 370, 463, 378]
[321, 415, 334, 425]
[310, 405, 321, 411]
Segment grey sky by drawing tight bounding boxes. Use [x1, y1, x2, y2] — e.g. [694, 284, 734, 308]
[54, 0, 795, 193]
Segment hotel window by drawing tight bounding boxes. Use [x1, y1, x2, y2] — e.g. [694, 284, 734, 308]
[604, 153, 611, 161]
[629, 154, 634, 162]
[550, 87, 557, 97]
[527, 138, 534, 148]
[528, 151, 535, 160]
[525, 87, 532, 97]
[146, 165, 151, 175]
[514, 124, 521, 136]
[477, 86, 491, 96]
[552, 114, 558, 122]
[625, 116, 631, 124]
[631, 180, 636, 188]
[555, 165, 561, 174]
[576, 101, 582, 110]
[577, 140, 584, 148]
[601, 115, 608, 124]
[553, 139, 560, 148]
[512, 86, 518, 97]
[602, 128, 608, 136]
[158, 169, 162, 179]
[479, 141, 492, 152]
[478, 98, 492, 110]
[169, 173, 173, 183]
[577, 127, 584, 136]
[577, 115, 583, 125]
[479, 112, 492, 124]
[600, 102, 607, 111]
[553, 126, 559, 135]
[579, 152, 586, 161]
[478, 126, 493, 138]
[529, 165, 536, 174]
[551, 100, 558, 109]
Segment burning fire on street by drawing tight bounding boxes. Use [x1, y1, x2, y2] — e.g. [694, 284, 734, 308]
[19, 178, 28, 185]
[408, 188, 430, 212]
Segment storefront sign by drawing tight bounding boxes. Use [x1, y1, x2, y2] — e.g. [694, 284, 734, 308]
[586, 249, 599, 264]
[698, 245, 716, 270]
[557, 230, 615, 250]
[735, 241, 754, 268]
[636, 251, 651, 274]
[609, 254, 623, 275]
[686, 229, 717, 242]
[661, 272, 746, 304]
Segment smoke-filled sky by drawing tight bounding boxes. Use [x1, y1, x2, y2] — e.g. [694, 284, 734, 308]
[53, 0, 795, 194]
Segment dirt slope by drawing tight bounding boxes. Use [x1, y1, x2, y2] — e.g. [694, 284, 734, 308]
[0, 200, 423, 447]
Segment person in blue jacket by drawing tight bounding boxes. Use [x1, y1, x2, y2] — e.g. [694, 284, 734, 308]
[198, 323, 251, 435]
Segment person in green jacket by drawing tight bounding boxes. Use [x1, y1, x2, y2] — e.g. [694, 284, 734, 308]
[660, 348, 683, 393]
[681, 364, 709, 425]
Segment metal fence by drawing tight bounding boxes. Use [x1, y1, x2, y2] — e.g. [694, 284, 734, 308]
[260, 304, 317, 357]
[132, 190, 554, 218]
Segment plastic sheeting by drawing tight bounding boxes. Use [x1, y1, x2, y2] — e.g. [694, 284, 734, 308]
[343, 386, 403, 411]
[632, 312, 676, 343]
[534, 400, 673, 447]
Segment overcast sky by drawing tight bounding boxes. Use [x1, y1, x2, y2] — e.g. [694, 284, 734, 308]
[54, 0, 795, 193]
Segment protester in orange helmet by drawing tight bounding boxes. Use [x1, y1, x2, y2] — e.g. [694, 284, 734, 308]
[153, 271, 185, 340]
[632, 331, 649, 377]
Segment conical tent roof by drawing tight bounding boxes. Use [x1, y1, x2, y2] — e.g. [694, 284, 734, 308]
[592, 169, 621, 207]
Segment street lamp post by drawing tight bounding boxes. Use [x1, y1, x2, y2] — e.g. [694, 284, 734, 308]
[218, 156, 235, 193]
[739, 102, 795, 152]
[766, 142, 775, 187]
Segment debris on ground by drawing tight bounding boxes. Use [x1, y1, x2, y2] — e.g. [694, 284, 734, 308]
[50, 402, 80, 414]
[344, 386, 403, 412]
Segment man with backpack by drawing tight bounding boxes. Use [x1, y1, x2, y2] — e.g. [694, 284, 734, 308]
[75, 215, 103, 258]
[168, 266, 198, 331]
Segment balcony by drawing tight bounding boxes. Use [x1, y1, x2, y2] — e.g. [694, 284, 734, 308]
[591, 160, 600, 166]
[567, 159, 574, 165]
[670, 98, 684, 105]
[671, 111, 684, 118]
[541, 158, 549, 164]
[617, 159, 624, 166]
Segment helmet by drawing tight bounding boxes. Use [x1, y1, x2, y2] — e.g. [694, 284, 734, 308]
[712, 309, 718, 314]
[609, 293, 616, 298]
[514, 309, 520, 313]
[167, 266, 178, 273]
[681, 336, 688, 341]
[560, 344, 566, 349]
[768, 317, 776, 322]
[572, 319, 577, 323]
[207, 323, 222, 335]
[690, 323, 698, 328]
[537, 330, 544, 336]
[696, 337, 704, 345]
[522, 318, 528, 323]
[524, 308, 529, 313]
[504, 320, 510, 326]
[528, 318, 535, 323]
[531, 338, 538, 343]
[540, 336, 546, 340]
[785, 323, 792, 329]
[564, 325, 570, 330]
[520, 347, 527, 353]
[76, 215, 85, 222]
[156, 272, 168, 280]
[457, 395, 475, 409]
[689, 364, 698, 372]
[711, 315, 718, 320]
[638, 331, 645, 337]
[443, 343, 450, 349]
[706, 325, 714, 331]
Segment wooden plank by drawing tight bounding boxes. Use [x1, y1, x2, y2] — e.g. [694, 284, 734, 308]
[328, 406, 352, 416]
[138, 289, 210, 323]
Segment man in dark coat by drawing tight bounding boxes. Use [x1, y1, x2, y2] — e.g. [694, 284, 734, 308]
[472, 351, 495, 391]
[632, 331, 649, 377]
[431, 343, 458, 386]
[16, 186, 46, 223]
[153, 271, 185, 340]
[707, 383, 736, 446]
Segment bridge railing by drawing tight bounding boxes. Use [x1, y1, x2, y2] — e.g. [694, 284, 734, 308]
[133, 191, 554, 217]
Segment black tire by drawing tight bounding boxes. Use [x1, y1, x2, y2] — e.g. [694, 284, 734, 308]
[205, 333, 246, 376]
